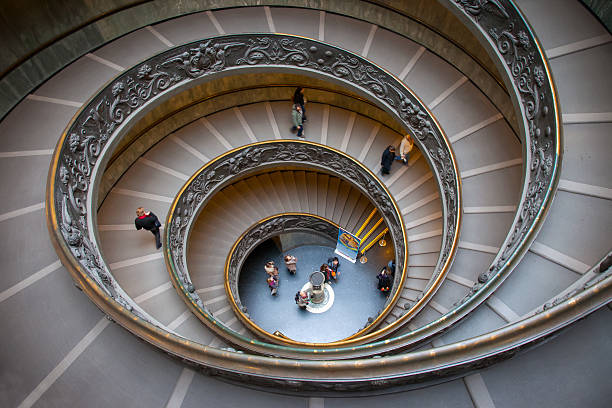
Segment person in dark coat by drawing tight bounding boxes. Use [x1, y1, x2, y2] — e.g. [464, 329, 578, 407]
[135, 207, 162, 249]
[320, 263, 333, 283]
[292, 87, 306, 121]
[327, 256, 340, 281]
[381, 145, 396, 175]
[377, 266, 393, 294]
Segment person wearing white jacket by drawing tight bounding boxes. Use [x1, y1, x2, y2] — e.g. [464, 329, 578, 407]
[398, 134, 414, 165]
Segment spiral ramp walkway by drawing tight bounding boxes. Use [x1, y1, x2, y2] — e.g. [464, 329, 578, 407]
[0, 1, 610, 407]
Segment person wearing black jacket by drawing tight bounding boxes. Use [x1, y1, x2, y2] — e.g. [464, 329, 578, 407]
[292, 87, 306, 121]
[377, 266, 393, 294]
[381, 145, 396, 175]
[327, 256, 340, 281]
[135, 207, 162, 249]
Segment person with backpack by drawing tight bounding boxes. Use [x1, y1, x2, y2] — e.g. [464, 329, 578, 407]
[295, 290, 310, 309]
[327, 256, 340, 281]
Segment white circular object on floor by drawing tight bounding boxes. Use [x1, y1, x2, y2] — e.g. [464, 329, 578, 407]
[300, 282, 335, 314]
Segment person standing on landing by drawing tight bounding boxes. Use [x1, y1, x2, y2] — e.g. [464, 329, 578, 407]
[134, 207, 162, 249]
[327, 256, 340, 281]
[284, 255, 298, 274]
[264, 261, 277, 278]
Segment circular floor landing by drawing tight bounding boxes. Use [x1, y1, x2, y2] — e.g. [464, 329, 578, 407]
[239, 241, 392, 343]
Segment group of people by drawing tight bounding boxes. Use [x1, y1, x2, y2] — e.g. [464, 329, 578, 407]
[294, 86, 416, 175]
[381, 133, 414, 175]
[261, 253, 342, 310]
[295, 256, 341, 310]
[263, 255, 299, 296]
[320, 257, 340, 283]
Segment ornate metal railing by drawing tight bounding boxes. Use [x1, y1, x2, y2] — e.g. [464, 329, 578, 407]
[42, 0, 610, 386]
[47, 32, 461, 353]
[166, 141, 409, 348]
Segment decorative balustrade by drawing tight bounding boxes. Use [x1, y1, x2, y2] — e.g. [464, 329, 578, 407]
[48, 33, 460, 351]
[166, 141, 409, 347]
[42, 1, 612, 387]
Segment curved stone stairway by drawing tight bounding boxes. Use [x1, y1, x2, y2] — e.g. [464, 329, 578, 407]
[1, 2, 610, 407]
[97, 101, 445, 346]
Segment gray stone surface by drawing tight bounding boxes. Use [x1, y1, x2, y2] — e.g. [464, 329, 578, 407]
[550, 43, 612, 113]
[0, 267, 102, 408]
[238, 102, 277, 141]
[152, 11, 219, 46]
[114, 161, 185, 198]
[174, 118, 231, 162]
[461, 212, 516, 248]
[515, 0, 609, 49]
[99, 229, 160, 264]
[449, 248, 495, 282]
[324, 106, 353, 150]
[439, 303, 505, 345]
[404, 50, 463, 107]
[434, 81, 500, 138]
[481, 307, 612, 408]
[535, 190, 612, 266]
[35, 54, 118, 103]
[182, 372, 309, 408]
[0, 209, 57, 292]
[396, 178, 439, 210]
[0, 155, 50, 214]
[388, 157, 433, 197]
[324, 12, 372, 55]
[93, 27, 169, 69]
[174, 314, 216, 345]
[270, 6, 320, 39]
[493, 252, 579, 316]
[207, 108, 253, 147]
[35, 322, 182, 408]
[451, 120, 521, 172]
[144, 136, 206, 177]
[461, 166, 523, 207]
[213, 7, 269, 34]
[138, 287, 187, 327]
[111, 258, 170, 299]
[326, 379, 474, 408]
[0, 98, 78, 151]
[367, 27, 423, 77]
[431, 279, 470, 310]
[562, 122, 612, 189]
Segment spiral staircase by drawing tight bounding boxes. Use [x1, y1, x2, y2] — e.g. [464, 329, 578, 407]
[1, 1, 610, 407]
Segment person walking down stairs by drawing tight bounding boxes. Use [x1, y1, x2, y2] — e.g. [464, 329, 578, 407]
[134, 207, 162, 249]
[291, 103, 305, 139]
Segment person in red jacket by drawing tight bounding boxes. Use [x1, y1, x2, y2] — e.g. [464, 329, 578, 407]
[134, 207, 162, 249]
